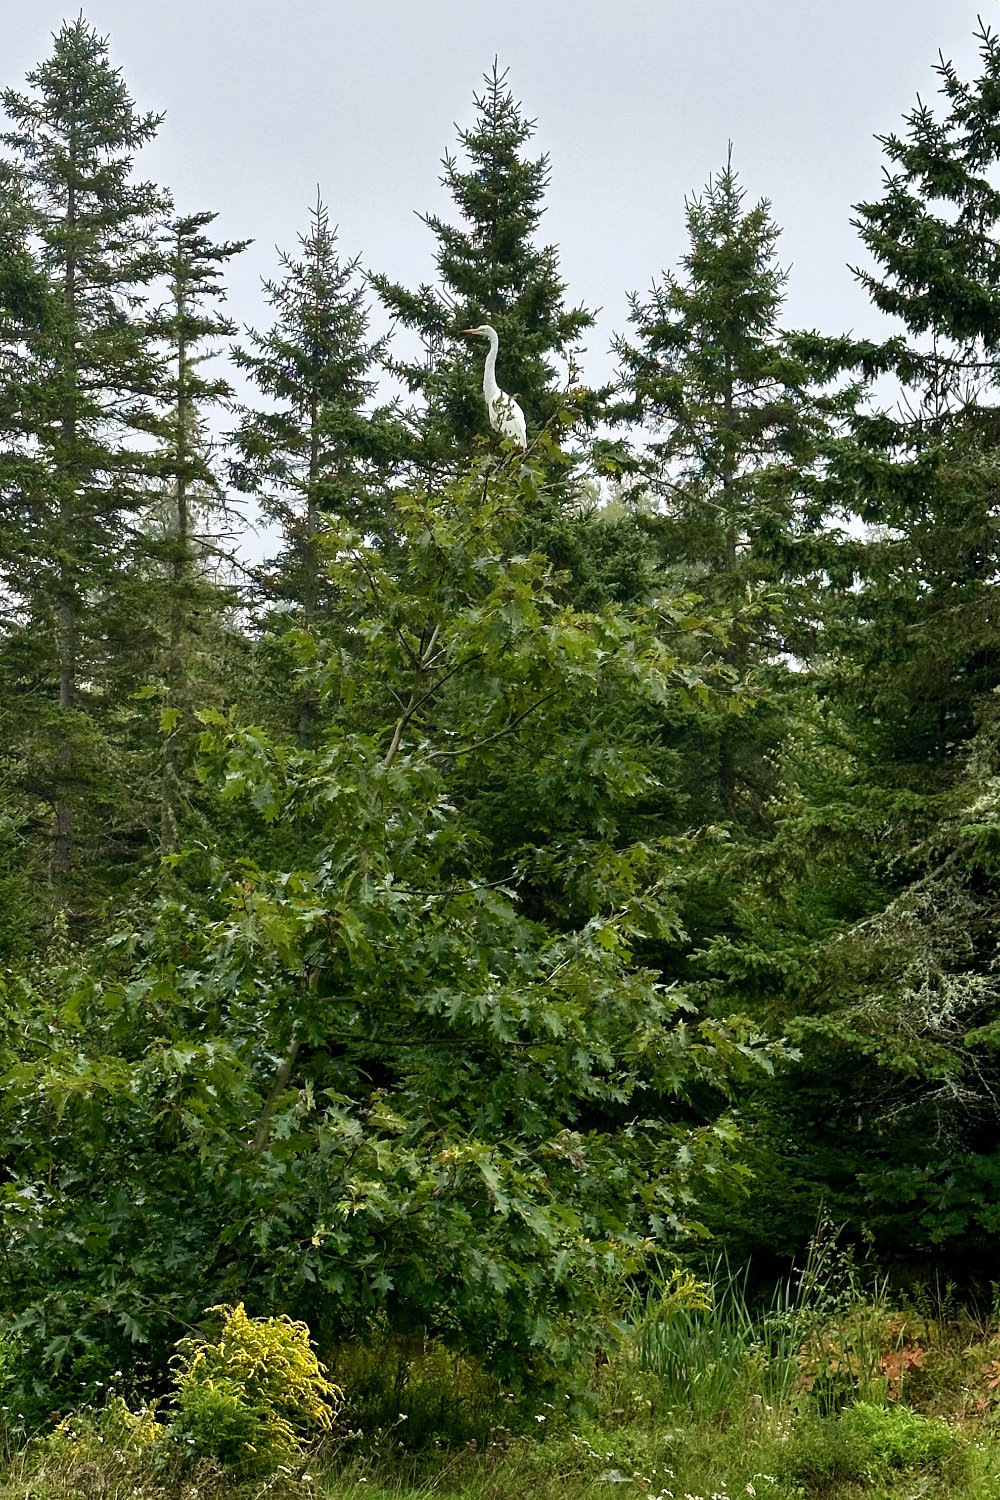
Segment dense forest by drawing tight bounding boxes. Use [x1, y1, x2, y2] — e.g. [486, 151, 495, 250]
[3, 10, 1000, 1438]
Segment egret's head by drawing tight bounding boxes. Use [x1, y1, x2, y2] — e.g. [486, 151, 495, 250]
[461, 325, 490, 338]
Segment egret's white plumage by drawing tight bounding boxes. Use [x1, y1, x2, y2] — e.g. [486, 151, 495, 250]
[462, 324, 527, 449]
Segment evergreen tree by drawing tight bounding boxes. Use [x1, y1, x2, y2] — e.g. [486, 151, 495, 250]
[370, 63, 594, 472]
[0, 18, 168, 902]
[609, 159, 848, 845]
[815, 20, 1000, 770]
[0, 166, 53, 955]
[141, 212, 249, 852]
[700, 25, 1000, 1275]
[0, 160, 50, 331]
[613, 157, 848, 661]
[231, 195, 403, 744]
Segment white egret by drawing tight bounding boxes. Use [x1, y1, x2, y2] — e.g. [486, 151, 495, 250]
[462, 324, 527, 449]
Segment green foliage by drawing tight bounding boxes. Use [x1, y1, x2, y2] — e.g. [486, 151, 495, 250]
[231, 195, 402, 636]
[0, 452, 774, 1408]
[611, 1230, 887, 1424]
[167, 1303, 340, 1476]
[631, 1271, 803, 1420]
[2, 1289, 1000, 1500]
[613, 156, 851, 660]
[786, 1404, 957, 1493]
[839, 1401, 957, 1469]
[170, 1385, 268, 1474]
[0, 17, 171, 908]
[370, 62, 595, 471]
[330, 1336, 514, 1451]
[0, 1399, 163, 1496]
[7, 0, 1000, 1439]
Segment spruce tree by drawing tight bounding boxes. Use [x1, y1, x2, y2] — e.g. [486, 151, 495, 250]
[700, 24, 1000, 1274]
[369, 63, 594, 471]
[611, 159, 847, 835]
[812, 18, 1000, 769]
[142, 212, 248, 852]
[614, 156, 847, 658]
[0, 165, 53, 954]
[0, 160, 50, 331]
[231, 195, 402, 743]
[0, 18, 168, 901]
[799, 18, 1000, 1262]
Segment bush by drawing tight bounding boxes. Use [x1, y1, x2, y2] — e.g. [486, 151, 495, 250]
[840, 1400, 957, 1469]
[0, 1398, 165, 1500]
[329, 1334, 514, 1451]
[787, 1401, 957, 1489]
[167, 1303, 341, 1477]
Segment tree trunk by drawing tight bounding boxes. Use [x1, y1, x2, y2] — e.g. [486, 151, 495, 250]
[50, 170, 78, 889]
[296, 390, 321, 747]
[161, 245, 189, 853]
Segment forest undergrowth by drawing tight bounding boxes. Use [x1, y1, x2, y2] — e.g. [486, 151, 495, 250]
[6, 1238, 1000, 1500]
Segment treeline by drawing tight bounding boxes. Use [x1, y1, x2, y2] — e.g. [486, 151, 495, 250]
[2, 15, 1000, 1413]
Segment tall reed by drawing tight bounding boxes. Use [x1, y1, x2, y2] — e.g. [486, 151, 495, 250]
[627, 1228, 889, 1422]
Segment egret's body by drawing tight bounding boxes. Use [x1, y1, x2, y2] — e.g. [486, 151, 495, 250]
[462, 324, 527, 449]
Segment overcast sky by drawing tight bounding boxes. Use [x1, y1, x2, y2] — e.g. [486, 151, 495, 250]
[2, 0, 993, 392]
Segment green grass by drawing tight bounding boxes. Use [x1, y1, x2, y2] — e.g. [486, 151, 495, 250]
[7, 1252, 1000, 1500]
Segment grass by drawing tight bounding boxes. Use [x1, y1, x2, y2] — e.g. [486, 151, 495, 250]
[7, 1248, 1000, 1500]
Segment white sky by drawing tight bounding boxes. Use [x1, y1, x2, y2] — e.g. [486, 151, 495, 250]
[3, 0, 991, 385]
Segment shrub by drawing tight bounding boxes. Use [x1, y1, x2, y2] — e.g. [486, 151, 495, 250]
[786, 1401, 957, 1491]
[0, 1399, 165, 1500]
[329, 1335, 514, 1452]
[167, 1303, 341, 1476]
[839, 1400, 957, 1469]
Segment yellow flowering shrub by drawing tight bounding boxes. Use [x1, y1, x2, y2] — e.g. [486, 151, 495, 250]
[168, 1303, 341, 1475]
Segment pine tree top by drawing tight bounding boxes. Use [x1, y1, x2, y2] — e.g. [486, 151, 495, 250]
[231, 193, 404, 542]
[2, 16, 165, 209]
[370, 62, 594, 465]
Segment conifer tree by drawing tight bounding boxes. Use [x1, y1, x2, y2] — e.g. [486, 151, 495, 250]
[699, 26, 1000, 1273]
[611, 159, 847, 835]
[0, 18, 168, 899]
[231, 195, 402, 743]
[0, 166, 53, 954]
[369, 64, 594, 471]
[143, 212, 248, 851]
[614, 157, 846, 659]
[0, 161, 50, 331]
[805, 18, 1000, 769]
[794, 18, 1000, 1259]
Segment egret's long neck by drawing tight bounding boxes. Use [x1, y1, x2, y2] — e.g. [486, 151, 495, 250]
[482, 328, 500, 401]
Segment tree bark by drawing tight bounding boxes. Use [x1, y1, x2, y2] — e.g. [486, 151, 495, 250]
[51, 165, 78, 888]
